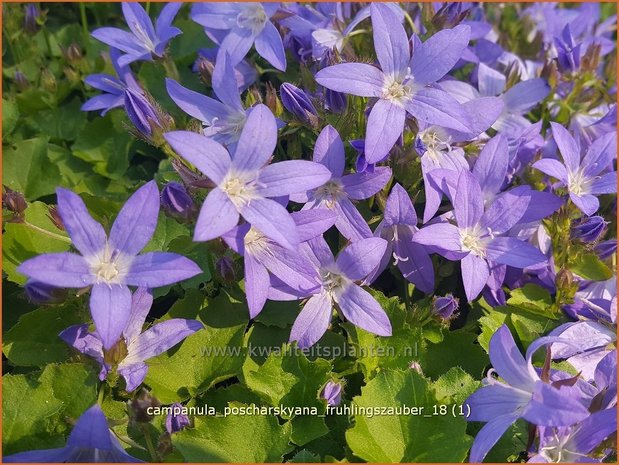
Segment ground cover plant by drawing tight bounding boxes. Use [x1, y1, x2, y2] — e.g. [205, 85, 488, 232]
[1, 1, 617, 463]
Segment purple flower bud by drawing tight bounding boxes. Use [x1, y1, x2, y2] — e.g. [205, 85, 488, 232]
[129, 389, 161, 423]
[350, 140, 375, 174]
[432, 295, 459, 320]
[321, 381, 342, 406]
[324, 88, 347, 114]
[215, 256, 236, 282]
[595, 240, 617, 260]
[23, 4, 40, 34]
[165, 402, 190, 434]
[2, 186, 27, 214]
[62, 43, 82, 64]
[161, 182, 195, 220]
[13, 70, 29, 91]
[24, 280, 67, 304]
[124, 88, 162, 137]
[280, 83, 318, 124]
[572, 216, 607, 243]
[555, 25, 581, 73]
[409, 360, 424, 375]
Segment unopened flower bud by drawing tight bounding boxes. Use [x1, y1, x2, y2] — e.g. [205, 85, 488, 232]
[62, 43, 82, 65]
[3, 186, 27, 214]
[23, 4, 40, 34]
[125, 89, 162, 137]
[555, 268, 574, 290]
[161, 182, 195, 220]
[24, 280, 67, 304]
[321, 381, 342, 406]
[129, 389, 161, 423]
[432, 294, 459, 320]
[595, 240, 617, 260]
[14, 70, 29, 91]
[324, 88, 347, 114]
[571, 216, 607, 243]
[165, 403, 190, 434]
[280, 83, 318, 125]
[40, 69, 57, 92]
[265, 82, 283, 117]
[215, 256, 236, 282]
[47, 205, 65, 231]
[195, 56, 214, 86]
[409, 360, 424, 375]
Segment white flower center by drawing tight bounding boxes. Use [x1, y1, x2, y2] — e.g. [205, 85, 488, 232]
[459, 226, 488, 258]
[129, 20, 156, 53]
[567, 169, 593, 196]
[219, 170, 260, 208]
[314, 179, 345, 206]
[88, 244, 132, 285]
[382, 76, 413, 105]
[244, 227, 269, 256]
[237, 4, 268, 34]
[320, 267, 350, 296]
[419, 128, 452, 162]
[206, 112, 247, 141]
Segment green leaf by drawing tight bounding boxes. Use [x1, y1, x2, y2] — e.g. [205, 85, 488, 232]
[39, 363, 99, 419]
[3, 201, 71, 284]
[344, 290, 425, 379]
[345, 370, 472, 462]
[2, 373, 64, 455]
[3, 137, 62, 200]
[570, 252, 614, 281]
[33, 98, 87, 141]
[288, 450, 321, 463]
[143, 214, 189, 252]
[2, 98, 19, 135]
[3, 304, 83, 367]
[432, 367, 481, 405]
[507, 284, 558, 318]
[72, 114, 132, 180]
[145, 291, 247, 403]
[242, 343, 331, 415]
[421, 329, 488, 379]
[173, 405, 292, 462]
[290, 415, 329, 446]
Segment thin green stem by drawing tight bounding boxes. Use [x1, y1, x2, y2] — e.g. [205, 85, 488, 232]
[141, 425, 158, 462]
[97, 383, 106, 405]
[162, 54, 180, 81]
[23, 221, 72, 243]
[79, 3, 89, 43]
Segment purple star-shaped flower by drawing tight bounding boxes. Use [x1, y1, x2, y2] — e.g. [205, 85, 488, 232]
[415, 170, 547, 301]
[530, 408, 616, 463]
[465, 325, 590, 463]
[167, 52, 251, 148]
[222, 209, 337, 318]
[289, 237, 392, 348]
[81, 48, 141, 116]
[92, 2, 182, 67]
[17, 181, 202, 349]
[60, 288, 202, 392]
[290, 125, 391, 241]
[191, 2, 286, 71]
[368, 183, 435, 293]
[315, 4, 500, 163]
[424, 134, 563, 223]
[164, 104, 332, 250]
[3, 404, 142, 462]
[533, 123, 617, 215]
